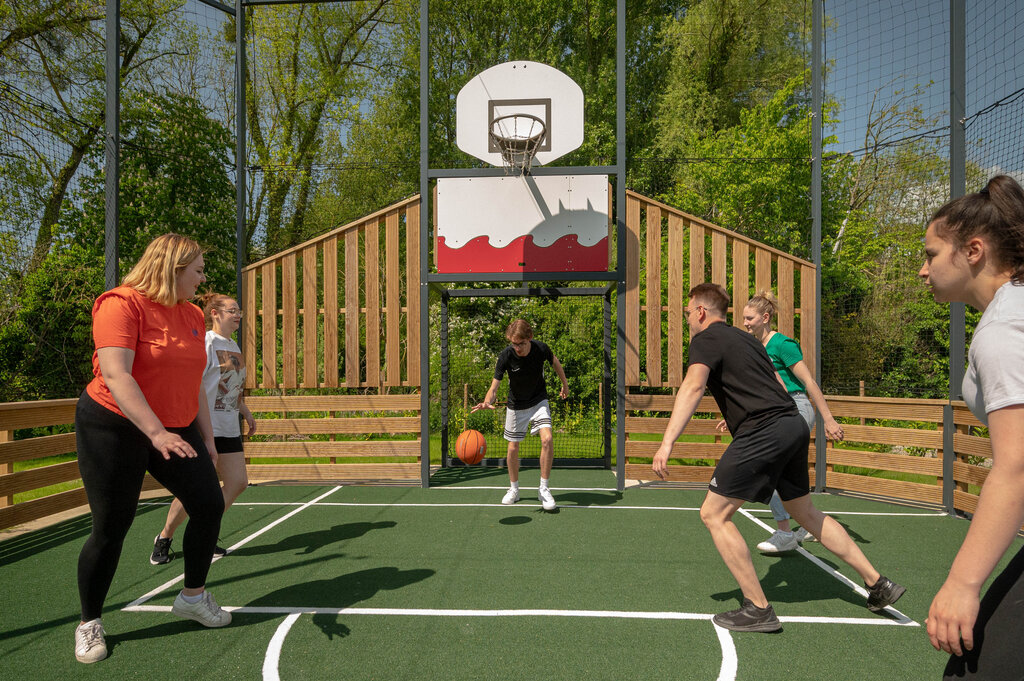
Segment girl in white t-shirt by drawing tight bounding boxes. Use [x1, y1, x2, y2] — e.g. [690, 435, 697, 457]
[150, 293, 256, 564]
[919, 174, 1024, 679]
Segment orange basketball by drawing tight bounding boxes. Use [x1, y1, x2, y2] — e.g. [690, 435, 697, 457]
[456, 429, 486, 465]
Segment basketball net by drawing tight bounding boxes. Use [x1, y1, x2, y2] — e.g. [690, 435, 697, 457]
[488, 113, 546, 175]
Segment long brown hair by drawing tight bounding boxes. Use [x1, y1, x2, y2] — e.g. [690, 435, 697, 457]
[121, 233, 204, 306]
[930, 175, 1024, 283]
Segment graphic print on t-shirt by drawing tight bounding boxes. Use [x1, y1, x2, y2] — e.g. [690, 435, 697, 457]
[214, 349, 245, 412]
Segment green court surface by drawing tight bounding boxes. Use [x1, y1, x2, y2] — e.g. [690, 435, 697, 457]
[1, 469, 1016, 680]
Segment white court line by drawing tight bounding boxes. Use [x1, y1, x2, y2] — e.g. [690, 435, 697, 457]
[123, 603, 918, 626]
[745, 509, 947, 517]
[263, 613, 300, 681]
[712, 624, 738, 681]
[738, 508, 916, 625]
[123, 486, 343, 609]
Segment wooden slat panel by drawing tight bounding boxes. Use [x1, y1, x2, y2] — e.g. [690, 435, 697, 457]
[254, 417, 421, 435]
[323, 237, 339, 387]
[625, 440, 727, 459]
[0, 432, 77, 466]
[261, 261, 277, 388]
[302, 244, 318, 388]
[624, 417, 725, 436]
[246, 394, 421, 412]
[667, 213, 685, 385]
[824, 447, 942, 475]
[245, 440, 420, 457]
[0, 400, 77, 431]
[645, 205, 662, 387]
[953, 433, 991, 459]
[625, 393, 720, 413]
[625, 194, 641, 385]
[243, 267, 257, 389]
[776, 258, 794, 337]
[800, 264, 816, 380]
[837, 424, 942, 449]
[731, 240, 749, 326]
[953, 489, 978, 514]
[385, 209, 401, 386]
[952, 403, 985, 428]
[711, 231, 727, 287]
[825, 471, 942, 504]
[246, 463, 421, 483]
[281, 253, 297, 388]
[625, 463, 714, 483]
[365, 219, 381, 387]
[406, 202, 421, 385]
[688, 218, 705, 292]
[0, 486, 89, 531]
[754, 247, 772, 296]
[0, 460, 81, 497]
[345, 228, 360, 387]
[824, 397, 945, 421]
[953, 461, 989, 487]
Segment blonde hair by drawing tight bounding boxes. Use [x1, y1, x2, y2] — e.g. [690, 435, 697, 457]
[198, 291, 235, 331]
[746, 290, 779, 325]
[121, 233, 204, 307]
[505, 319, 534, 341]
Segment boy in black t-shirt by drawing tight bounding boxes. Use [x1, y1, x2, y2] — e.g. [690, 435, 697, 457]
[473, 319, 569, 511]
[652, 284, 905, 632]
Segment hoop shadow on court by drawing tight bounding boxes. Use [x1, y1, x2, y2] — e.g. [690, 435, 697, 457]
[229, 521, 397, 557]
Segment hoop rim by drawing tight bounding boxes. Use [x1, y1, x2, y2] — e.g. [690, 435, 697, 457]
[489, 113, 547, 144]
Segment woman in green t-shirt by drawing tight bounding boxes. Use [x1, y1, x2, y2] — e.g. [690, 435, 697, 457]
[739, 290, 844, 553]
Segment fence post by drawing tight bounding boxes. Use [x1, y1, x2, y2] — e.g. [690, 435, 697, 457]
[0, 429, 10, 507]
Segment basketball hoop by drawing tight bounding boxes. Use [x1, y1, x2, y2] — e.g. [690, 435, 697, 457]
[488, 113, 547, 175]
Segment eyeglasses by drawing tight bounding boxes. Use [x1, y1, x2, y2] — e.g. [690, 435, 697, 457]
[222, 308, 243, 316]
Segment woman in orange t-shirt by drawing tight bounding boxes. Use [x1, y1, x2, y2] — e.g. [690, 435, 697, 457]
[73, 234, 230, 664]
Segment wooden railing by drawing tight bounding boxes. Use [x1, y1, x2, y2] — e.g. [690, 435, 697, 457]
[241, 195, 422, 390]
[624, 191, 817, 388]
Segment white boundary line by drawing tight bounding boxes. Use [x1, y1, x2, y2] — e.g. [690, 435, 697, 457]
[263, 613, 300, 681]
[738, 509, 916, 625]
[123, 486, 343, 609]
[712, 624, 738, 681]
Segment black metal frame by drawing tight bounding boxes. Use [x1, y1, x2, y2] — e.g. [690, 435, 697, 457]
[438, 286, 613, 471]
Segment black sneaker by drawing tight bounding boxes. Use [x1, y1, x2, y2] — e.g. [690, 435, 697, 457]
[150, 535, 174, 565]
[866, 575, 906, 612]
[712, 599, 782, 633]
[213, 545, 228, 557]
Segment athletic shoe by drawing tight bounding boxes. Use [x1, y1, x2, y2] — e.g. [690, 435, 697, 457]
[172, 590, 232, 628]
[538, 486, 556, 511]
[756, 530, 798, 553]
[866, 575, 906, 613]
[501, 488, 520, 505]
[793, 527, 813, 543]
[213, 545, 228, 557]
[150, 535, 173, 565]
[74, 618, 107, 663]
[712, 599, 782, 633]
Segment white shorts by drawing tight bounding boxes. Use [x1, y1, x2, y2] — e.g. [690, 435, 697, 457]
[503, 400, 553, 442]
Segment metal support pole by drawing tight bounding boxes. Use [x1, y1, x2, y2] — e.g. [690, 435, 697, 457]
[440, 292, 450, 467]
[614, 0, 626, 491]
[104, 0, 120, 290]
[944, 0, 967, 515]
[603, 288, 612, 469]
[811, 0, 825, 491]
[418, 0, 431, 487]
[235, 0, 247, 301]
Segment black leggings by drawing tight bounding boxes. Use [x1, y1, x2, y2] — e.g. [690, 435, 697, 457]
[944, 544, 1024, 680]
[75, 391, 223, 621]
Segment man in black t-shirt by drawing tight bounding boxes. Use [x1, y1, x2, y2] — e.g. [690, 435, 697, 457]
[652, 283, 905, 633]
[473, 319, 569, 511]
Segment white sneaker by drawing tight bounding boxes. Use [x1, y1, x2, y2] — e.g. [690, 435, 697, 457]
[172, 590, 232, 628]
[74, 618, 107, 663]
[501, 488, 520, 505]
[538, 486, 556, 511]
[756, 530, 798, 553]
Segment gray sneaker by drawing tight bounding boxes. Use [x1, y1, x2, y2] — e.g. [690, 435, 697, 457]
[172, 590, 232, 628]
[712, 599, 782, 633]
[74, 618, 107, 663]
[866, 575, 906, 613]
[756, 530, 798, 553]
[793, 527, 813, 543]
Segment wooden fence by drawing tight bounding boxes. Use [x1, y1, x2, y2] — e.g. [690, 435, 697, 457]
[624, 190, 817, 387]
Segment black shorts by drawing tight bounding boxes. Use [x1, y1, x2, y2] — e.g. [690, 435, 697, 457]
[708, 412, 810, 504]
[213, 435, 244, 454]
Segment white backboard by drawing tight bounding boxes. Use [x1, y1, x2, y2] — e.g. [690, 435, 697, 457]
[456, 61, 584, 167]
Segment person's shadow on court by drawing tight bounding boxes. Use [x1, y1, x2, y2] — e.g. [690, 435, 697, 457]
[248, 566, 435, 639]
[230, 521, 397, 557]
